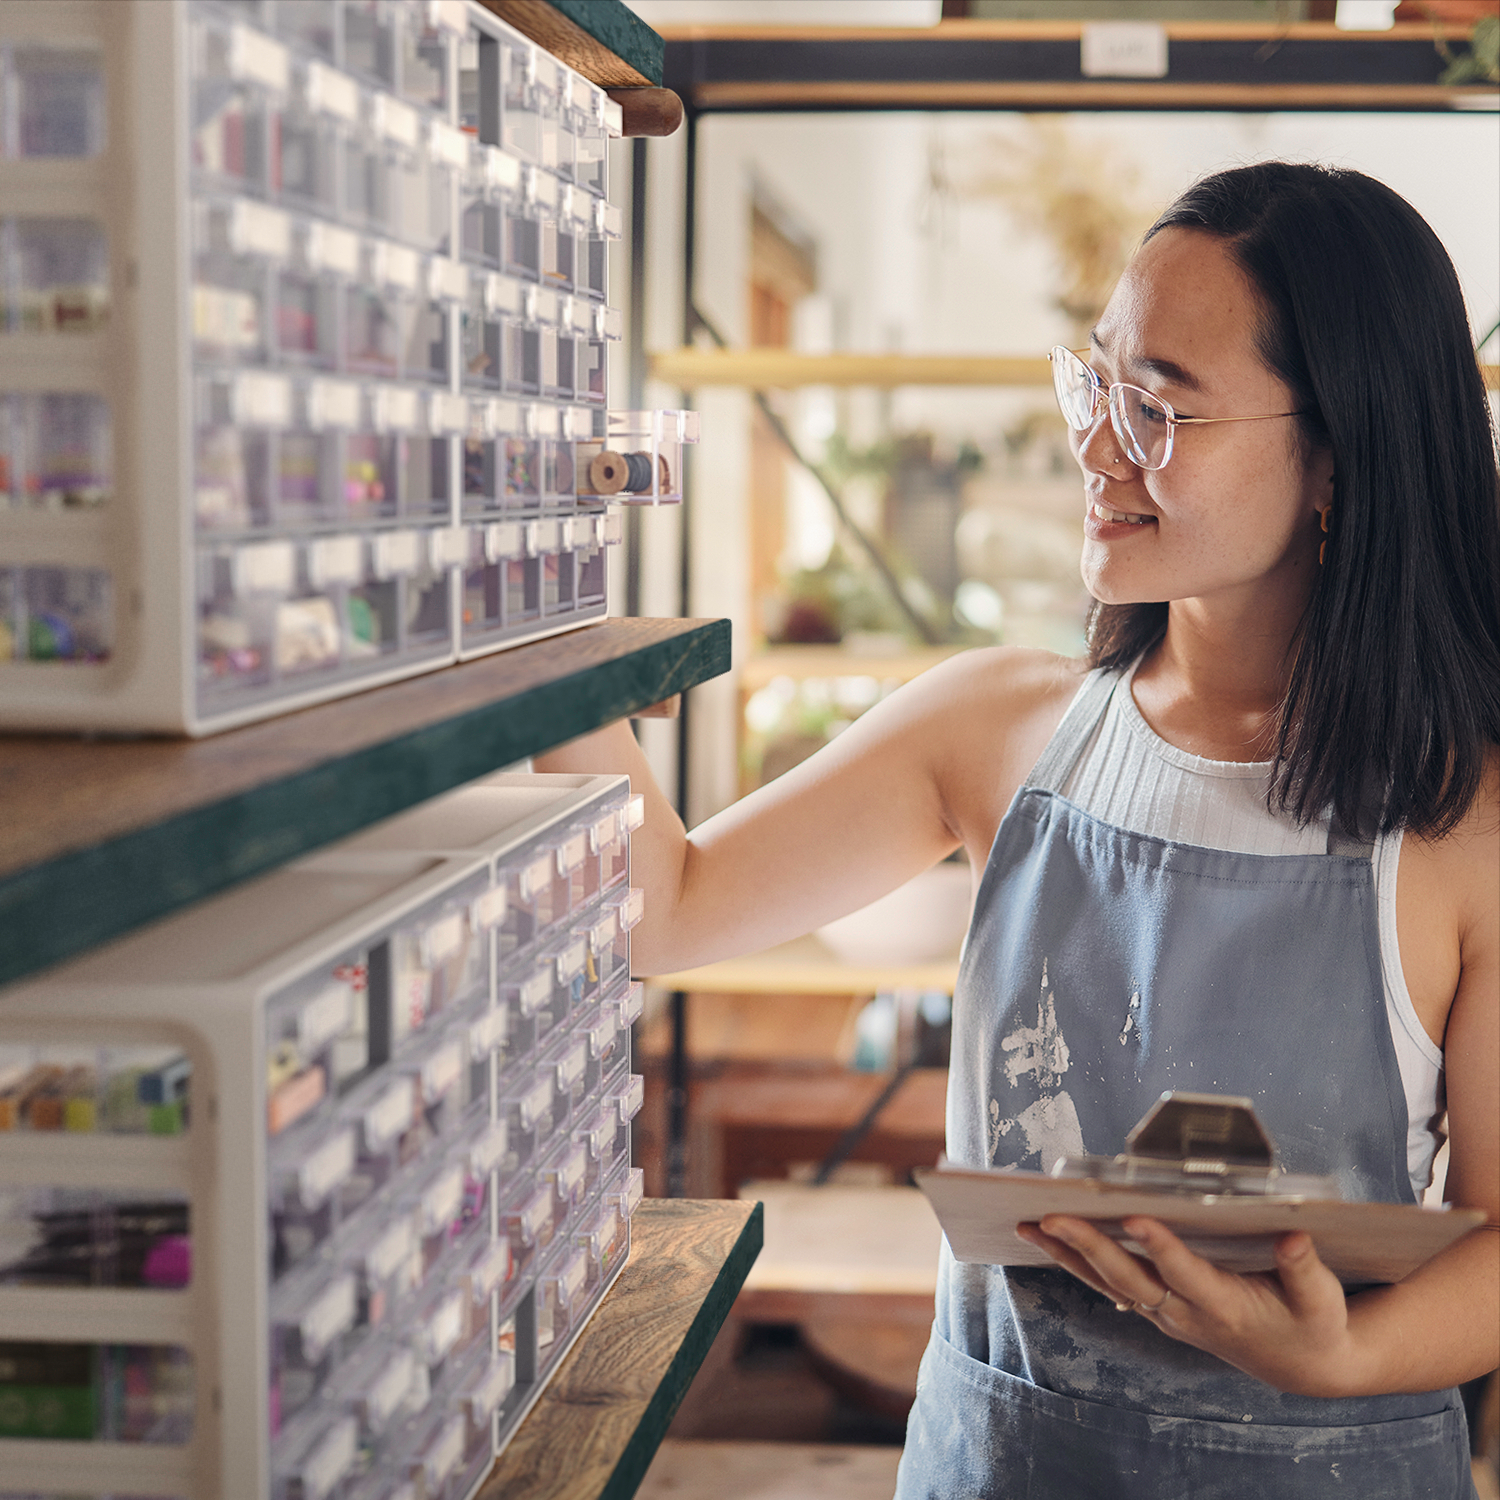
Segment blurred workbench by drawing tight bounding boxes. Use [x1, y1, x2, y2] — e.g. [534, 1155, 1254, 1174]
[653, 932, 961, 1001]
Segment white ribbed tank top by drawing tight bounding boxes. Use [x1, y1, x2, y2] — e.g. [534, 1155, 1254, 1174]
[1056, 663, 1445, 1201]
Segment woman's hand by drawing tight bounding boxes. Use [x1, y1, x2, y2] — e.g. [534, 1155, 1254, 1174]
[1015, 1215, 1368, 1398]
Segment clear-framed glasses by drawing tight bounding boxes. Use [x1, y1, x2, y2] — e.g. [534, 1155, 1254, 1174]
[1048, 345, 1305, 472]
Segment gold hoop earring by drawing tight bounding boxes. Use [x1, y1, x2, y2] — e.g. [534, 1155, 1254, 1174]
[1318, 505, 1333, 567]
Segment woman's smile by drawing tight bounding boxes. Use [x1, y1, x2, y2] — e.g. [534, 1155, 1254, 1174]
[1088, 502, 1154, 526]
[1084, 500, 1157, 539]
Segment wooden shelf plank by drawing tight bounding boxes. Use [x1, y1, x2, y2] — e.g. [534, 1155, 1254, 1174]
[686, 80, 1496, 111]
[664, 25, 1500, 113]
[479, 0, 665, 87]
[480, 1197, 763, 1500]
[651, 350, 1052, 389]
[653, 349, 1500, 393]
[656, 20, 1469, 42]
[0, 617, 729, 988]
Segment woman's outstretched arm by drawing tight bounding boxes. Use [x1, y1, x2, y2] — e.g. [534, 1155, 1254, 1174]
[535, 647, 1081, 977]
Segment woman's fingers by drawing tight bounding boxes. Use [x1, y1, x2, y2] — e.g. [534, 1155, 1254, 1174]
[1017, 1222, 1137, 1303]
[1118, 1217, 1238, 1308]
[1022, 1215, 1358, 1391]
[1272, 1231, 1344, 1320]
[1034, 1215, 1171, 1309]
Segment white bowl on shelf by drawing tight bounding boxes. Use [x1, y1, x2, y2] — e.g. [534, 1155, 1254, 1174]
[815, 863, 973, 967]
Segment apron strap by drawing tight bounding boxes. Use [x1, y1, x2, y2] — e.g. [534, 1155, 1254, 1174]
[1030, 667, 1379, 863]
[1326, 816, 1376, 861]
[1026, 668, 1119, 795]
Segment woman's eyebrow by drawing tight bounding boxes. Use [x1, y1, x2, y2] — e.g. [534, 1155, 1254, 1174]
[1137, 355, 1204, 394]
[1088, 329, 1204, 395]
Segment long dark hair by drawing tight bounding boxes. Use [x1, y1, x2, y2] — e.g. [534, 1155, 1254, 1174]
[1088, 161, 1500, 839]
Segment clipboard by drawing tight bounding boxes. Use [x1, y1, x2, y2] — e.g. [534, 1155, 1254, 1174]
[914, 1093, 1485, 1285]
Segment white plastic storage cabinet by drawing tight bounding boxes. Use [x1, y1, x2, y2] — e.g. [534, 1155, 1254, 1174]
[0, 772, 646, 1500]
[0, 0, 694, 733]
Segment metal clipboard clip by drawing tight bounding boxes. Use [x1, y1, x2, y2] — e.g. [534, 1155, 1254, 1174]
[1051, 1091, 1342, 1201]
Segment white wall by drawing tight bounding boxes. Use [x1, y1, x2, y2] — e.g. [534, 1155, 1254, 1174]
[696, 111, 1500, 449]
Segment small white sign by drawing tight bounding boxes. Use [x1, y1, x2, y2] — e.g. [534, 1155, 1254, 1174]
[1335, 0, 1398, 29]
[1081, 23, 1169, 79]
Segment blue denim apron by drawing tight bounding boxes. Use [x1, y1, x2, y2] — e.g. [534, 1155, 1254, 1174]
[896, 669, 1474, 1500]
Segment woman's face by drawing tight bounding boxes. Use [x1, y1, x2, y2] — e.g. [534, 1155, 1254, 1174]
[1074, 226, 1332, 617]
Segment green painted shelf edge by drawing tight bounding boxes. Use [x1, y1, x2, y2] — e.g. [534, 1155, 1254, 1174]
[600, 1200, 765, 1500]
[0, 618, 728, 989]
[548, 0, 664, 86]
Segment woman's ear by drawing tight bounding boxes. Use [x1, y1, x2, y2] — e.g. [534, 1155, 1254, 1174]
[1304, 443, 1335, 515]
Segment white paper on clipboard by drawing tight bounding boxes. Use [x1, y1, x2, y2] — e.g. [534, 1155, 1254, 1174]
[914, 1163, 1485, 1284]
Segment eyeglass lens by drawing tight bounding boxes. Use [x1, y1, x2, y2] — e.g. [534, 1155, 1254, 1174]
[1109, 385, 1172, 470]
[1051, 348, 1098, 431]
[1049, 347, 1173, 471]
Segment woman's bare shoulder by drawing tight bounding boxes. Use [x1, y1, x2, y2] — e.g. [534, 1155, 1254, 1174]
[1421, 746, 1500, 930]
[1396, 746, 1499, 1045]
[894, 646, 1092, 853]
[1404, 746, 1500, 891]
[908, 644, 1091, 729]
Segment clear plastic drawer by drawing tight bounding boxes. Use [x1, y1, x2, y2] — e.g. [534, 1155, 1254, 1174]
[498, 1066, 553, 1174]
[0, 1340, 193, 1443]
[575, 1101, 630, 1202]
[325, 1337, 418, 1448]
[274, 1407, 359, 1500]
[386, 872, 489, 1052]
[1, 216, 110, 333]
[0, 1041, 188, 1135]
[1, 44, 106, 160]
[578, 410, 699, 505]
[574, 1191, 628, 1295]
[344, 1204, 420, 1331]
[192, 20, 284, 195]
[0, 1186, 191, 1290]
[0, 391, 112, 512]
[496, 960, 551, 1066]
[274, 90, 342, 215]
[0, 563, 107, 664]
[535, 1246, 586, 1357]
[269, 1262, 360, 1430]
[497, 1174, 554, 1292]
[265, 964, 365, 1139]
[538, 1028, 589, 1134]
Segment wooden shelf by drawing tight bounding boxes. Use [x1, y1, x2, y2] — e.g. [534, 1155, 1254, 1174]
[479, 0, 664, 87]
[0, 617, 729, 989]
[650, 350, 1053, 389]
[653, 348, 1500, 393]
[663, 21, 1500, 113]
[480, 1197, 763, 1500]
[652, 933, 961, 998]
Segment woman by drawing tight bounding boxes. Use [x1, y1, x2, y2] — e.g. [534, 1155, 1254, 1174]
[539, 163, 1499, 1497]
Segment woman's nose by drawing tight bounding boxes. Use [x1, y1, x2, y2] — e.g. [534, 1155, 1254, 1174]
[1074, 405, 1133, 478]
